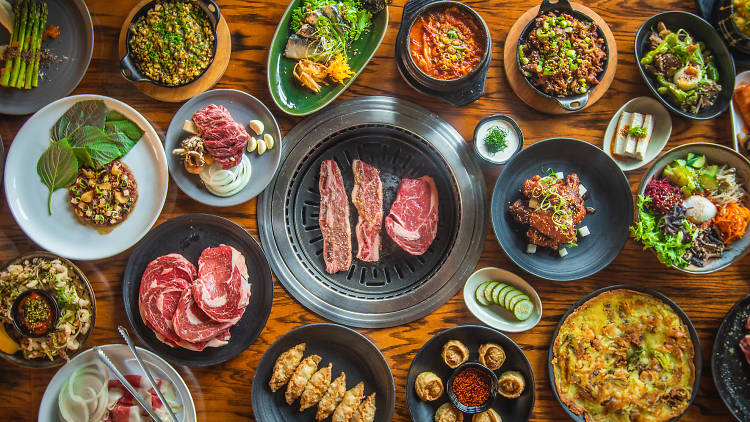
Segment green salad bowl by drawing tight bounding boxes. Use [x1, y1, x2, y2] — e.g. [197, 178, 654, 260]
[266, 1, 389, 116]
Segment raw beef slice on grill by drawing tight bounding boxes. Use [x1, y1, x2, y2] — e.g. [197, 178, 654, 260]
[192, 245, 251, 323]
[351, 159, 383, 262]
[319, 160, 352, 273]
[385, 176, 439, 256]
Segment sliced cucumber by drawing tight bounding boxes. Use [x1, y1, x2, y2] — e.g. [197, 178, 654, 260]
[702, 164, 719, 178]
[484, 282, 500, 303]
[513, 300, 534, 321]
[504, 290, 524, 309]
[508, 293, 529, 311]
[491, 283, 507, 305]
[688, 154, 706, 168]
[475, 282, 491, 306]
[495, 286, 514, 306]
[699, 173, 719, 190]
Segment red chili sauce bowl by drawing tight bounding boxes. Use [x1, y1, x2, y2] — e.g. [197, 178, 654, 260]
[446, 362, 499, 413]
[11, 289, 59, 338]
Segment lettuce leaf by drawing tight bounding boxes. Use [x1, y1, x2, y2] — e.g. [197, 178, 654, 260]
[629, 195, 694, 268]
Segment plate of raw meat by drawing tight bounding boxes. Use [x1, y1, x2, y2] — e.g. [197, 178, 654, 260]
[122, 213, 274, 366]
[491, 138, 633, 281]
[712, 293, 750, 422]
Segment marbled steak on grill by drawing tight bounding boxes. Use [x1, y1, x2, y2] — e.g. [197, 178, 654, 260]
[319, 160, 352, 273]
[351, 159, 383, 262]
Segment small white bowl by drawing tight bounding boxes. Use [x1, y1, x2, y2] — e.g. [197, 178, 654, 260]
[602, 96, 672, 171]
[462, 267, 542, 333]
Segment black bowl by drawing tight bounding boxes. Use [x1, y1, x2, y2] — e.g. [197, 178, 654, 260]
[548, 285, 702, 422]
[400, 0, 491, 92]
[715, 0, 750, 56]
[120, 0, 220, 88]
[446, 362, 499, 413]
[491, 138, 633, 281]
[11, 289, 59, 338]
[516, 0, 610, 111]
[635, 11, 735, 120]
[712, 293, 750, 422]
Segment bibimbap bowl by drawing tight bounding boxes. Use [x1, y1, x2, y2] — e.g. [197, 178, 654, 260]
[516, 0, 609, 111]
[635, 143, 750, 273]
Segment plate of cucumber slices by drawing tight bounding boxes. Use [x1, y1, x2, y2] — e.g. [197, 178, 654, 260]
[463, 267, 542, 333]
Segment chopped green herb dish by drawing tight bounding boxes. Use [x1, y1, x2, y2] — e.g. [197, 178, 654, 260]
[484, 126, 509, 153]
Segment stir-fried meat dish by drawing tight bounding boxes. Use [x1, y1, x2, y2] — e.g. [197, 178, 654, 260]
[509, 173, 586, 250]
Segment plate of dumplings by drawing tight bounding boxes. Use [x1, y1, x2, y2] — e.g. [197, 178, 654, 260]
[252, 323, 395, 421]
[406, 325, 535, 421]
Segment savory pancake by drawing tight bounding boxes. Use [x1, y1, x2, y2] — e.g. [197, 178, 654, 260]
[551, 289, 695, 422]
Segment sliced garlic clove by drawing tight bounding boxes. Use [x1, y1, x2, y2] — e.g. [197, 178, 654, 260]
[257, 139, 267, 156]
[247, 136, 257, 152]
[249, 120, 264, 136]
[264, 133, 275, 149]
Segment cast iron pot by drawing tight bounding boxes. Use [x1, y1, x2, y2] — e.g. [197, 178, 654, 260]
[400, 0, 492, 92]
[516, 0, 609, 111]
[120, 0, 220, 88]
[716, 0, 750, 55]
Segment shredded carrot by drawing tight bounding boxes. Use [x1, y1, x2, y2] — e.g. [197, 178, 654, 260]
[714, 203, 750, 244]
[326, 54, 354, 84]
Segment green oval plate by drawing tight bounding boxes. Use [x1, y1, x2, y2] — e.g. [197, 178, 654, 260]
[266, 1, 389, 116]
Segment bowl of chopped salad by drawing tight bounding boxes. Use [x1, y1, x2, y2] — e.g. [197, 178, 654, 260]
[0, 252, 95, 368]
[632, 143, 750, 273]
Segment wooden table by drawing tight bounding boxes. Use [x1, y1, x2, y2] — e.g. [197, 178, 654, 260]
[0, 0, 746, 420]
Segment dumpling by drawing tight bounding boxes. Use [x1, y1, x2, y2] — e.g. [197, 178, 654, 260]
[349, 392, 376, 422]
[316, 372, 346, 421]
[472, 409, 502, 422]
[442, 340, 469, 368]
[434, 403, 463, 422]
[415, 372, 443, 401]
[478, 343, 506, 370]
[497, 371, 525, 399]
[331, 381, 364, 422]
[285, 354, 322, 404]
[269, 343, 306, 392]
[300, 363, 332, 411]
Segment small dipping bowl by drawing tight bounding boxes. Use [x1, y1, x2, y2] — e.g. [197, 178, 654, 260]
[473, 115, 524, 165]
[446, 362, 498, 414]
[11, 289, 59, 338]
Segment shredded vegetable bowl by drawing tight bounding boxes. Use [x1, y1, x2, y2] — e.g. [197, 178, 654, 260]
[0, 255, 93, 363]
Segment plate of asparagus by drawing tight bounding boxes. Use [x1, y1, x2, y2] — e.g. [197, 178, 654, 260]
[0, 0, 93, 115]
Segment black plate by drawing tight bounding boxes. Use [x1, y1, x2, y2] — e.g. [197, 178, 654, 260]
[634, 11, 735, 120]
[548, 285, 702, 422]
[251, 323, 395, 421]
[0, 0, 93, 115]
[491, 138, 632, 281]
[122, 214, 273, 367]
[712, 294, 750, 422]
[406, 325, 535, 421]
[696, 0, 750, 67]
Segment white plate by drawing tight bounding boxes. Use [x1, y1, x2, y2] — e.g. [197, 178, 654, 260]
[602, 96, 672, 171]
[4, 95, 168, 260]
[38, 344, 196, 422]
[462, 267, 542, 333]
[731, 70, 750, 154]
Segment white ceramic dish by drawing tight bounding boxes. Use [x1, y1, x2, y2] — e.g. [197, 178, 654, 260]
[602, 96, 672, 171]
[4, 95, 168, 260]
[731, 70, 750, 154]
[462, 267, 542, 333]
[38, 344, 196, 422]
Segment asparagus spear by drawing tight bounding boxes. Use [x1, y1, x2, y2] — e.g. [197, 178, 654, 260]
[31, 2, 47, 88]
[14, 1, 36, 88]
[0, 0, 21, 87]
[24, 1, 42, 89]
[8, 0, 29, 87]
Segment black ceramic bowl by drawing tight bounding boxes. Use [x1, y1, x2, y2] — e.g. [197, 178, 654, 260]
[635, 11, 735, 120]
[11, 289, 59, 338]
[548, 285, 702, 422]
[491, 138, 633, 281]
[516, 0, 609, 111]
[446, 362, 499, 413]
[715, 0, 750, 56]
[400, 0, 491, 92]
[712, 293, 750, 422]
[120, 0, 220, 88]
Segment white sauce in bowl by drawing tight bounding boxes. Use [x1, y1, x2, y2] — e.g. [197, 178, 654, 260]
[475, 119, 520, 164]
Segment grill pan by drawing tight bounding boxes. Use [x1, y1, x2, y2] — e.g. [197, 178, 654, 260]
[258, 97, 487, 328]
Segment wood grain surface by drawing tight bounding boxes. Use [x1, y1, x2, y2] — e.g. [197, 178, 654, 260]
[0, 0, 746, 421]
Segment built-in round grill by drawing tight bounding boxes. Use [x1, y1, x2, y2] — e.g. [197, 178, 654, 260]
[258, 97, 487, 328]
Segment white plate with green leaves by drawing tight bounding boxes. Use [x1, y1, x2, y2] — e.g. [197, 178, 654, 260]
[4, 94, 167, 260]
[463, 267, 542, 333]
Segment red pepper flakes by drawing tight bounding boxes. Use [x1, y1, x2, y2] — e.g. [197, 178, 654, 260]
[452, 367, 490, 407]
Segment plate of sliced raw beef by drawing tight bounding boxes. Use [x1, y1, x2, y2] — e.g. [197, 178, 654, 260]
[122, 214, 274, 366]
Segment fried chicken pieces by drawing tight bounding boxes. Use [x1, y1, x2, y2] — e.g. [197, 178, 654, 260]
[268, 343, 377, 421]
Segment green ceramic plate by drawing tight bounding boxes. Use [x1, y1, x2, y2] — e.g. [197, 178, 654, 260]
[266, 1, 389, 116]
